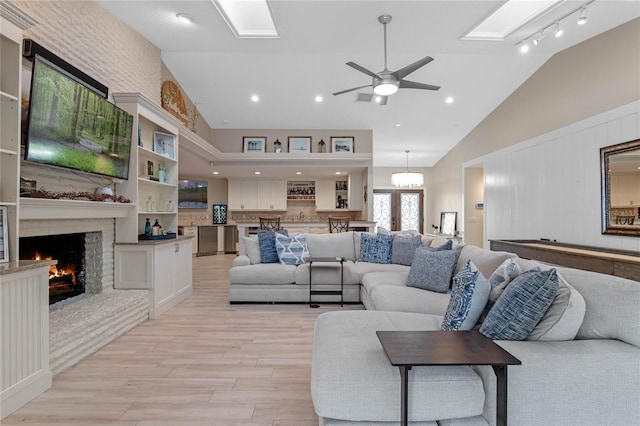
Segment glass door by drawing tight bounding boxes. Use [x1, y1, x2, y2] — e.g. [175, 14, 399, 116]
[373, 190, 423, 233]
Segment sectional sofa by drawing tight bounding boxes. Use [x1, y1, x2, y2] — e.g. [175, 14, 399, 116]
[311, 244, 640, 426]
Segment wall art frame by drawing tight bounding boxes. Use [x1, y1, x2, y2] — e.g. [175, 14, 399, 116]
[288, 136, 312, 154]
[243, 136, 266, 153]
[153, 131, 176, 160]
[331, 136, 354, 153]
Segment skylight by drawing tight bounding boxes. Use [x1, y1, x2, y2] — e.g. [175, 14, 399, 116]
[462, 0, 562, 41]
[212, 0, 279, 38]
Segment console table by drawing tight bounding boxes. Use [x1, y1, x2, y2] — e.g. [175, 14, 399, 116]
[306, 257, 344, 308]
[489, 239, 640, 282]
[377, 330, 521, 426]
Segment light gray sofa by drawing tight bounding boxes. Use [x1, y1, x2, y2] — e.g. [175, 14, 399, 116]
[311, 245, 640, 426]
[228, 231, 441, 303]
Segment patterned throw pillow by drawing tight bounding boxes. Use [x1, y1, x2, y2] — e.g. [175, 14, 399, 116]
[423, 239, 453, 252]
[360, 233, 393, 264]
[441, 261, 491, 331]
[391, 234, 422, 266]
[257, 229, 288, 264]
[406, 248, 458, 293]
[480, 269, 559, 340]
[274, 233, 309, 265]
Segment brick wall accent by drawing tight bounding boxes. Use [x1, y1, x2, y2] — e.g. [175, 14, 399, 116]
[16, 0, 161, 104]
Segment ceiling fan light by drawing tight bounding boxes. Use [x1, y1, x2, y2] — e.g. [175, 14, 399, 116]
[373, 82, 399, 96]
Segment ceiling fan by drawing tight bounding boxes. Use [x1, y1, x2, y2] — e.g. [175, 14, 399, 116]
[333, 14, 440, 103]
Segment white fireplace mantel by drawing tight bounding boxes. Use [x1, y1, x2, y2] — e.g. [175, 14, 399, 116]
[20, 198, 135, 220]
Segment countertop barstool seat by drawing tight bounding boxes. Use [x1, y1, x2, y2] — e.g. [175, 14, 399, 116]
[328, 216, 350, 233]
[259, 216, 281, 231]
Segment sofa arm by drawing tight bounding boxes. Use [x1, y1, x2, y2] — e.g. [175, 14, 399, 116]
[473, 339, 640, 426]
[232, 255, 251, 267]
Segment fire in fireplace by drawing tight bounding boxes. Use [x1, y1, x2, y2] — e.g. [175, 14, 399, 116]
[20, 233, 87, 304]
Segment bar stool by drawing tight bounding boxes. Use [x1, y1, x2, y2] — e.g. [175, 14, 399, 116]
[328, 216, 350, 233]
[259, 216, 281, 231]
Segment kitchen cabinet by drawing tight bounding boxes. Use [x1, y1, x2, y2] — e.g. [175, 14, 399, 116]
[179, 226, 198, 254]
[257, 180, 287, 210]
[228, 179, 286, 210]
[315, 180, 336, 210]
[114, 238, 192, 319]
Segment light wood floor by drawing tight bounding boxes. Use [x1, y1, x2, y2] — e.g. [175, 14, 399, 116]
[4, 255, 360, 425]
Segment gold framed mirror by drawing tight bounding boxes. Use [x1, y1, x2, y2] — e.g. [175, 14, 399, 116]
[600, 138, 640, 236]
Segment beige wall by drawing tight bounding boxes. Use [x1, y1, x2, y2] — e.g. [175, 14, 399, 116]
[210, 129, 372, 154]
[431, 18, 640, 231]
[463, 167, 484, 246]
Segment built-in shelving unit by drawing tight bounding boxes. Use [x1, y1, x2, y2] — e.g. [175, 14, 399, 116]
[287, 181, 315, 201]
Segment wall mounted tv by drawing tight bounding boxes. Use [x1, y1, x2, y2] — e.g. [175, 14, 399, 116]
[24, 56, 134, 180]
[178, 180, 208, 209]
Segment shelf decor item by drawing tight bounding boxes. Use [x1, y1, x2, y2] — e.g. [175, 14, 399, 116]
[160, 80, 188, 126]
[153, 131, 176, 160]
[288, 136, 311, 154]
[0, 206, 9, 263]
[274, 139, 282, 153]
[318, 139, 326, 153]
[243, 136, 266, 153]
[331, 136, 354, 153]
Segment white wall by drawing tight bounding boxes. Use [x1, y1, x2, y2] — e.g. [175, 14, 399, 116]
[483, 103, 640, 251]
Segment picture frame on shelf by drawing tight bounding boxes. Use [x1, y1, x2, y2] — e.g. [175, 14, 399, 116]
[331, 136, 354, 153]
[288, 136, 311, 154]
[440, 211, 457, 236]
[243, 136, 266, 153]
[0, 206, 8, 263]
[153, 131, 175, 159]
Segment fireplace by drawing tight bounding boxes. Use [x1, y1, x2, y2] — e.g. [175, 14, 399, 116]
[20, 232, 101, 304]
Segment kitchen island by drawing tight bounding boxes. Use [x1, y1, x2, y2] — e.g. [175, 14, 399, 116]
[236, 221, 377, 255]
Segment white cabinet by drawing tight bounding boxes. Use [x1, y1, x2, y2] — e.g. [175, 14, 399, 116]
[229, 179, 286, 210]
[114, 239, 192, 319]
[257, 180, 287, 210]
[348, 173, 363, 211]
[180, 226, 198, 254]
[315, 180, 336, 210]
[113, 93, 180, 243]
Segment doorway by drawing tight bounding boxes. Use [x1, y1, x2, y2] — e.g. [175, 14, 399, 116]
[372, 190, 423, 233]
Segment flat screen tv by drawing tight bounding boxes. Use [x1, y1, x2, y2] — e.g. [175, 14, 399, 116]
[24, 56, 133, 180]
[178, 180, 208, 209]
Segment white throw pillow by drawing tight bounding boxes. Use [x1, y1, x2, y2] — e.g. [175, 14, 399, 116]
[242, 235, 261, 264]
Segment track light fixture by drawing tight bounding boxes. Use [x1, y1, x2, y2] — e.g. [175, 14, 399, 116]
[516, 0, 594, 53]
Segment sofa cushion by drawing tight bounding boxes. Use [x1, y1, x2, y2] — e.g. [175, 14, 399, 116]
[312, 311, 486, 422]
[527, 272, 586, 341]
[455, 245, 516, 278]
[242, 235, 261, 264]
[391, 234, 422, 266]
[305, 231, 356, 261]
[360, 233, 394, 264]
[406, 248, 458, 293]
[257, 230, 288, 264]
[275, 233, 309, 265]
[480, 269, 559, 340]
[441, 261, 491, 331]
[228, 263, 297, 284]
[369, 285, 451, 316]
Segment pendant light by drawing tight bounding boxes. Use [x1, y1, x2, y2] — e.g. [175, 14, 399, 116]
[391, 150, 424, 188]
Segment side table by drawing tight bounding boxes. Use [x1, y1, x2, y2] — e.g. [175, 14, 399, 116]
[306, 257, 345, 308]
[376, 330, 521, 426]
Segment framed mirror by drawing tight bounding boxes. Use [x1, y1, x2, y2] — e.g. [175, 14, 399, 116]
[440, 211, 457, 236]
[600, 138, 640, 236]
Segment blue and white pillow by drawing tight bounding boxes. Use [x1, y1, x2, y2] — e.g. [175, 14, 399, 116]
[275, 233, 309, 265]
[441, 261, 491, 331]
[406, 248, 458, 293]
[257, 229, 288, 264]
[480, 269, 559, 340]
[360, 233, 393, 264]
[391, 234, 422, 266]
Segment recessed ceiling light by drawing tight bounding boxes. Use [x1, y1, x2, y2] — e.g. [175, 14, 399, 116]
[211, 0, 278, 38]
[254, 171, 261, 175]
[296, 171, 302, 175]
[315, 96, 323, 103]
[251, 95, 260, 102]
[335, 172, 342, 175]
[212, 171, 219, 175]
[176, 13, 194, 24]
[395, 123, 401, 127]
[445, 96, 454, 104]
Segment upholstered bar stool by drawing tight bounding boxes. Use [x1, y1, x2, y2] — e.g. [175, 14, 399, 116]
[328, 216, 350, 233]
[259, 216, 281, 231]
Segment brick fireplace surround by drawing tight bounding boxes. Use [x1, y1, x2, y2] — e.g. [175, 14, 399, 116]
[20, 217, 149, 375]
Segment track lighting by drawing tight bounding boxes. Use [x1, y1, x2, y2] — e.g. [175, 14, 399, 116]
[519, 43, 530, 54]
[532, 31, 546, 46]
[553, 22, 564, 37]
[578, 7, 588, 25]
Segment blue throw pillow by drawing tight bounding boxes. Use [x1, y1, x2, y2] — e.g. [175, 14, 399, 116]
[480, 269, 559, 340]
[275, 233, 309, 265]
[406, 248, 458, 293]
[360, 233, 393, 264]
[257, 229, 288, 264]
[441, 261, 491, 331]
[423, 239, 453, 252]
[391, 234, 422, 266]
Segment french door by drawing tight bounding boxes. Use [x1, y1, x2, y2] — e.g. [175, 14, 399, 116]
[372, 190, 423, 233]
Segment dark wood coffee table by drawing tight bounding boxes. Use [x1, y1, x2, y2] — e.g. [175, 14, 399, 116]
[377, 330, 521, 426]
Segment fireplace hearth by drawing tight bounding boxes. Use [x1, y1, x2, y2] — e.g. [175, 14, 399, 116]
[20, 233, 92, 304]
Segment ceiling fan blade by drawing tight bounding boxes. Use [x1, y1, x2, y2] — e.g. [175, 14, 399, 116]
[399, 80, 440, 91]
[332, 84, 373, 96]
[392, 56, 434, 80]
[346, 62, 381, 80]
